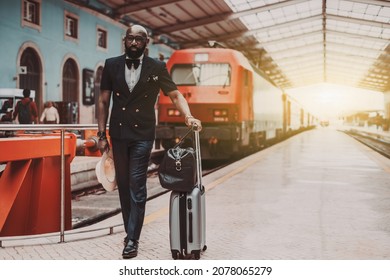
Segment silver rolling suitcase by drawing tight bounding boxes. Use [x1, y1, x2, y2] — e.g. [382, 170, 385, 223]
[169, 125, 207, 259]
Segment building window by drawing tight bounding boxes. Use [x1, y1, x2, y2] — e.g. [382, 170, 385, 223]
[66, 16, 78, 38]
[97, 27, 107, 49]
[64, 11, 79, 42]
[22, 0, 41, 31]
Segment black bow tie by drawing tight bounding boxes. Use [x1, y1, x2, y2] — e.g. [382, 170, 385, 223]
[126, 59, 140, 70]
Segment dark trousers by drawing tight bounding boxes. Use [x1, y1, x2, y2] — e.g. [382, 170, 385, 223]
[111, 138, 153, 241]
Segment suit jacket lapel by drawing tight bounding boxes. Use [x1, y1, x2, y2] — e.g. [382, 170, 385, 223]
[139, 56, 154, 82]
[117, 54, 131, 97]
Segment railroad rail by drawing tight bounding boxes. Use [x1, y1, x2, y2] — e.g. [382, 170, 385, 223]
[343, 129, 390, 159]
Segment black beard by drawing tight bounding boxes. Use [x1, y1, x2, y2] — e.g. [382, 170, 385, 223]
[125, 44, 146, 59]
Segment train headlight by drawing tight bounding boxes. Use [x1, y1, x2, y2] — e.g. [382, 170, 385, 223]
[213, 109, 228, 122]
[167, 109, 181, 116]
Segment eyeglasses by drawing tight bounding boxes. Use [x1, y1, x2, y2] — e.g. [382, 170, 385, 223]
[125, 35, 146, 44]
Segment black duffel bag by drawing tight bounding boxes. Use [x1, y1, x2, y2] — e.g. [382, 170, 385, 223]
[158, 129, 196, 192]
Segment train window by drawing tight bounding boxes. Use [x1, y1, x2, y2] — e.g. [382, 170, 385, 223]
[171, 63, 231, 86]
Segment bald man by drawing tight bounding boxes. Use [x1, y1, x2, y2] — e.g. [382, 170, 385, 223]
[97, 24, 201, 259]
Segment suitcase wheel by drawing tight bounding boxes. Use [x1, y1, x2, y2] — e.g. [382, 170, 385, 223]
[171, 251, 181, 260]
[202, 245, 207, 251]
[194, 252, 200, 260]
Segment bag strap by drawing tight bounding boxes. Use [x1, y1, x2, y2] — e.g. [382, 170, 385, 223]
[173, 127, 193, 148]
[193, 124, 203, 189]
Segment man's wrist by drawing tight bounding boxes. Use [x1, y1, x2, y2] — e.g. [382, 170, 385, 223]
[184, 115, 194, 125]
[97, 131, 107, 140]
[185, 115, 194, 124]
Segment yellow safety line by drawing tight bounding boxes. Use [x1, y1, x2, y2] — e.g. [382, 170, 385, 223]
[144, 206, 169, 225]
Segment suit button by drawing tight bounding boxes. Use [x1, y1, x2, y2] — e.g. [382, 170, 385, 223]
[119, 123, 122, 126]
[116, 93, 120, 96]
[134, 124, 138, 128]
[135, 109, 139, 112]
[144, 95, 148, 98]
[122, 107, 126, 111]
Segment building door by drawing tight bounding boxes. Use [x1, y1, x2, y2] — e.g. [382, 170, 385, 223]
[19, 47, 42, 112]
[59, 58, 79, 123]
[62, 58, 79, 102]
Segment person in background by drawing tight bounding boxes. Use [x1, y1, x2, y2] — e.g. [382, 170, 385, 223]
[40, 101, 60, 124]
[97, 24, 202, 259]
[13, 89, 39, 124]
[0, 98, 13, 122]
[1, 98, 13, 113]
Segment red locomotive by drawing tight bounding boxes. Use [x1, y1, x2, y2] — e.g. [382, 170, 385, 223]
[156, 48, 316, 160]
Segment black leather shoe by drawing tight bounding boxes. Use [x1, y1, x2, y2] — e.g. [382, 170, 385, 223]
[122, 239, 138, 259]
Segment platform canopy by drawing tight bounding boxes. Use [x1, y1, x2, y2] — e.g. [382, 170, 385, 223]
[87, 0, 389, 92]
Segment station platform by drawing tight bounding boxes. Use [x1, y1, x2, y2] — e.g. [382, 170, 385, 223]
[1, 127, 390, 260]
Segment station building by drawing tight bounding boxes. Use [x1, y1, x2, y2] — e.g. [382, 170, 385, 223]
[0, 0, 175, 123]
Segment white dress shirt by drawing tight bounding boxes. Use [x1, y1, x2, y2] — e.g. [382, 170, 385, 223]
[125, 55, 143, 92]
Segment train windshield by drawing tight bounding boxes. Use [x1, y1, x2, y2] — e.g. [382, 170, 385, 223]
[171, 63, 231, 86]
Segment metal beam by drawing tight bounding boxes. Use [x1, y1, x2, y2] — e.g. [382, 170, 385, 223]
[326, 30, 390, 44]
[326, 57, 373, 68]
[268, 41, 382, 58]
[115, 0, 185, 14]
[279, 56, 324, 67]
[348, 0, 390, 8]
[249, 28, 389, 48]
[262, 31, 323, 45]
[284, 67, 324, 76]
[286, 70, 324, 78]
[326, 14, 390, 28]
[157, 12, 233, 34]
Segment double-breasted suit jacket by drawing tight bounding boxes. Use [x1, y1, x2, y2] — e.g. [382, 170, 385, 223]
[100, 54, 177, 140]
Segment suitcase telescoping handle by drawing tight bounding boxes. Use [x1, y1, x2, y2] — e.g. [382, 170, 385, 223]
[192, 124, 202, 188]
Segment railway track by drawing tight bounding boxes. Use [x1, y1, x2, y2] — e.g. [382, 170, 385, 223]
[344, 130, 390, 159]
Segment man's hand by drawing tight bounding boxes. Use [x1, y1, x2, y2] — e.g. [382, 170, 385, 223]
[98, 138, 110, 155]
[185, 115, 202, 131]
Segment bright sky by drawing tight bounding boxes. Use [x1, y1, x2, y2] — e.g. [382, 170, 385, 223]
[286, 83, 385, 120]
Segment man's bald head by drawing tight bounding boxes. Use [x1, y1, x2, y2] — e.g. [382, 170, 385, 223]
[126, 25, 148, 39]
